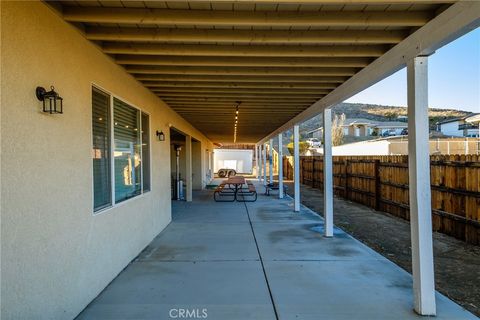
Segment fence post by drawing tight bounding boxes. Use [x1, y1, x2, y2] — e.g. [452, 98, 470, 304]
[374, 160, 381, 211]
[312, 157, 316, 188]
[344, 159, 349, 200]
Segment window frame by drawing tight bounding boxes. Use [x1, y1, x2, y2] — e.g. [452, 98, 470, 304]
[91, 83, 152, 215]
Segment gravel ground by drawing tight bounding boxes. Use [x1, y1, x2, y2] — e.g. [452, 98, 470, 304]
[284, 181, 480, 317]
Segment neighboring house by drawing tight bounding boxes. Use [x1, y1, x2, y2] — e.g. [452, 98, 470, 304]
[306, 127, 323, 139]
[373, 121, 409, 136]
[436, 114, 480, 137]
[342, 118, 376, 136]
[343, 118, 408, 137]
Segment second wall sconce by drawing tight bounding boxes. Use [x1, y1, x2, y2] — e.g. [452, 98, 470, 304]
[156, 130, 165, 141]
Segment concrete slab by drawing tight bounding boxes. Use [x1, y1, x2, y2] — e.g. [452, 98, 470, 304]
[77, 261, 276, 320]
[172, 201, 248, 223]
[137, 222, 259, 262]
[253, 221, 380, 261]
[77, 183, 476, 320]
[246, 197, 323, 224]
[264, 259, 477, 320]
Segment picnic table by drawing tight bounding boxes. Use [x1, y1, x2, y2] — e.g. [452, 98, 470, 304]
[213, 176, 257, 202]
[225, 176, 246, 191]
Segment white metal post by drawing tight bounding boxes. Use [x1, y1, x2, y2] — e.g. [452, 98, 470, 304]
[255, 144, 260, 178]
[278, 133, 284, 199]
[185, 135, 193, 202]
[269, 138, 274, 183]
[263, 144, 267, 185]
[258, 145, 263, 182]
[323, 109, 333, 237]
[293, 125, 300, 212]
[407, 56, 436, 316]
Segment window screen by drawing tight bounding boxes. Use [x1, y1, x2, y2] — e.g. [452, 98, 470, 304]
[92, 88, 112, 211]
[113, 98, 142, 203]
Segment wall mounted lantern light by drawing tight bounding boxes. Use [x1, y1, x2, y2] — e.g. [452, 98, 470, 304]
[36, 86, 63, 114]
[156, 130, 165, 141]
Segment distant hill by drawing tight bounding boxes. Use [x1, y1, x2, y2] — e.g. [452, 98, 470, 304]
[299, 102, 472, 134]
[277, 103, 473, 151]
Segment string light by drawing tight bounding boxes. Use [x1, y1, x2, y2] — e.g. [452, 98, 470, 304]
[233, 101, 241, 143]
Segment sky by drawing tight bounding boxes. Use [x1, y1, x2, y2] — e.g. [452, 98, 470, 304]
[346, 28, 480, 113]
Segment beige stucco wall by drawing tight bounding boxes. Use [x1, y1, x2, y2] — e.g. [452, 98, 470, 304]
[0, 1, 213, 319]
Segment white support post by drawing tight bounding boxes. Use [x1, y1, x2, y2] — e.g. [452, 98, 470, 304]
[262, 144, 267, 185]
[407, 56, 436, 316]
[278, 133, 284, 199]
[255, 144, 260, 178]
[269, 138, 274, 183]
[293, 125, 300, 212]
[323, 109, 333, 237]
[185, 135, 193, 202]
[258, 145, 263, 181]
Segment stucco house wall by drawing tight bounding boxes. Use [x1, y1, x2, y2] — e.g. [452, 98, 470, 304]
[1, 2, 213, 319]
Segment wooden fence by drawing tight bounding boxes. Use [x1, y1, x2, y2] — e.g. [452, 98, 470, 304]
[283, 155, 480, 245]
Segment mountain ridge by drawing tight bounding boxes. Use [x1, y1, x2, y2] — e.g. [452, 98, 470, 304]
[299, 102, 473, 133]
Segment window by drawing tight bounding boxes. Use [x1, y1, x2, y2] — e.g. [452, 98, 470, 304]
[91, 87, 150, 212]
[141, 112, 151, 192]
[92, 88, 112, 211]
[113, 98, 142, 203]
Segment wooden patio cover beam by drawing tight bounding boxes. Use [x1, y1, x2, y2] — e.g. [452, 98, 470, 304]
[116, 56, 372, 68]
[133, 75, 350, 83]
[126, 66, 358, 76]
[142, 82, 338, 89]
[151, 88, 331, 94]
[87, 28, 407, 44]
[64, 8, 432, 27]
[103, 43, 387, 57]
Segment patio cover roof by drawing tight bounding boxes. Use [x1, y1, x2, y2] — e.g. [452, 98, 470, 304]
[51, 0, 479, 144]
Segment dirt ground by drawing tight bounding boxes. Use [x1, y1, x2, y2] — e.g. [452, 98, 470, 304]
[284, 182, 480, 317]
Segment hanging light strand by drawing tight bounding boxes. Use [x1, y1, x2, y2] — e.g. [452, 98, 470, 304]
[234, 102, 240, 143]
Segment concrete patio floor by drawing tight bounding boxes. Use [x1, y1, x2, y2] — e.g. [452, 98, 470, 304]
[77, 180, 476, 320]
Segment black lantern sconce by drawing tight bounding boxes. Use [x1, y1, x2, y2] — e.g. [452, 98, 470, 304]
[156, 130, 165, 141]
[36, 86, 63, 114]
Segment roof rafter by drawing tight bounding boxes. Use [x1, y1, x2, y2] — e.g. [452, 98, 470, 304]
[126, 66, 358, 76]
[87, 27, 407, 44]
[116, 56, 372, 68]
[64, 8, 433, 27]
[104, 43, 388, 57]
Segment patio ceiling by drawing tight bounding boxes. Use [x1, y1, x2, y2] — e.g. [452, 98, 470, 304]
[53, 0, 457, 143]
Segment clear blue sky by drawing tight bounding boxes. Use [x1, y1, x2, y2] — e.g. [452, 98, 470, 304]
[346, 28, 480, 113]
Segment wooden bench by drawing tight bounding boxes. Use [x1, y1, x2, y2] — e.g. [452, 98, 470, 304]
[236, 182, 257, 202]
[213, 183, 236, 202]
